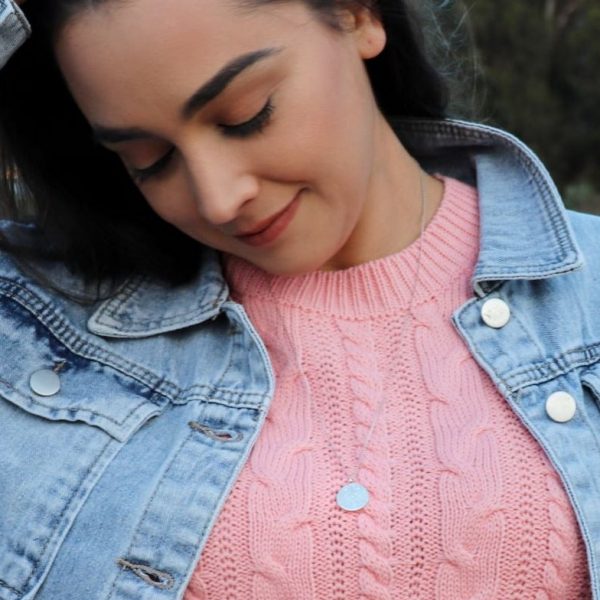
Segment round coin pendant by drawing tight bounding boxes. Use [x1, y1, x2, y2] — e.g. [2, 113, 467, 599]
[336, 482, 369, 511]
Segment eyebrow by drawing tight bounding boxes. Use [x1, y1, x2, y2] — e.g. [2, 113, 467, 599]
[92, 46, 283, 145]
[182, 46, 282, 119]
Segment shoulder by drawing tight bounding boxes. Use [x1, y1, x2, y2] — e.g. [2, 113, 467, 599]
[567, 208, 600, 232]
[567, 209, 600, 268]
[0, 221, 110, 306]
[0, 0, 31, 69]
[546, 209, 600, 321]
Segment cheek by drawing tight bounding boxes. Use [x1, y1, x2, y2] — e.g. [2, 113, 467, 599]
[263, 94, 364, 190]
[142, 182, 234, 251]
[268, 58, 374, 191]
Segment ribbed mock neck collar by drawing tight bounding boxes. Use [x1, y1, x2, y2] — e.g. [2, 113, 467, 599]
[224, 176, 479, 318]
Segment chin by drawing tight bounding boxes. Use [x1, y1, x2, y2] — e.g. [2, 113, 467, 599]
[253, 254, 330, 277]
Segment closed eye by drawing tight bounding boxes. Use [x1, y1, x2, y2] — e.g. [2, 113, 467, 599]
[219, 98, 274, 138]
[129, 147, 175, 184]
[127, 97, 274, 184]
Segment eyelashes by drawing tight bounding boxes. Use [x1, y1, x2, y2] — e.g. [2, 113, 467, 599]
[220, 97, 275, 138]
[130, 147, 176, 184]
[130, 98, 275, 184]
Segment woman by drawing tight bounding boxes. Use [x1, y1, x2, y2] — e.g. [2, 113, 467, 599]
[0, 1, 598, 599]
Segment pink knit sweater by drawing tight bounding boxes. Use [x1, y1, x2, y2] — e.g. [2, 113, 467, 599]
[185, 177, 591, 599]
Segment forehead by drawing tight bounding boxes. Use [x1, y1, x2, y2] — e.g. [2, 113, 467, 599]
[53, 0, 316, 125]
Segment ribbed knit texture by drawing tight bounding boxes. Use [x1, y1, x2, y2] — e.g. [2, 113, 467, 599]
[184, 177, 591, 599]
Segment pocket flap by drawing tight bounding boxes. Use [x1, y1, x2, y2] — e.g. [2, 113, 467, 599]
[0, 288, 163, 442]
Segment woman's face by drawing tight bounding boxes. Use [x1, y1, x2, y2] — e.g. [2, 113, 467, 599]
[55, 0, 391, 274]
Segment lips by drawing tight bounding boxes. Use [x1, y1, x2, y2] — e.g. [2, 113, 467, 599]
[235, 206, 288, 237]
[235, 190, 303, 247]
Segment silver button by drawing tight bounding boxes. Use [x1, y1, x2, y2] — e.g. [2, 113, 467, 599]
[481, 298, 511, 329]
[546, 391, 577, 423]
[30, 369, 61, 397]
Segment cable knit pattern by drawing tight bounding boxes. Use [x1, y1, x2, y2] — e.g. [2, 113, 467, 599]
[184, 176, 591, 599]
[334, 318, 393, 599]
[415, 299, 505, 598]
[537, 471, 591, 600]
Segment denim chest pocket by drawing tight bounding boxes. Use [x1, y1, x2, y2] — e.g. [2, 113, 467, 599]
[581, 363, 600, 405]
[0, 289, 164, 600]
[578, 362, 600, 431]
[531, 361, 600, 436]
[0, 290, 163, 440]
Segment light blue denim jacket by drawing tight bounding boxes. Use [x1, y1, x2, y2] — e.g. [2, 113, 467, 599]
[2, 4, 600, 599]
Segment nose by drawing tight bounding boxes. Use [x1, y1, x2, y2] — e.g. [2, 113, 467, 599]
[183, 146, 259, 227]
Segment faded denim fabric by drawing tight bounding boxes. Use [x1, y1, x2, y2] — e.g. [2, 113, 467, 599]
[0, 244, 276, 600]
[3, 6, 600, 599]
[0, 0, 29, 69]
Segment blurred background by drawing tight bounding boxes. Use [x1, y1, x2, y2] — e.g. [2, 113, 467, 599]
[431, 0, 600, 214]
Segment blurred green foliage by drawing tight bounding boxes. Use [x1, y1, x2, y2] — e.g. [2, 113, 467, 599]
[434, 0, 600, 214]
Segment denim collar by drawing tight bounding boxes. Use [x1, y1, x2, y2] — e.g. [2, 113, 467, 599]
[87, 246, 228, 338]
[396, 119, 583, 296]
[88, 118, 584, 338]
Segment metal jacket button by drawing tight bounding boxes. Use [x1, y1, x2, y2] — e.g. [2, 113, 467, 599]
[481, 298, 511, 329]
[30, 369, 61, 397]
[546, 391, 577, 423]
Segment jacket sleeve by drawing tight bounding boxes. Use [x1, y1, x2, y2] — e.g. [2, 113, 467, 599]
[0, 0, 30, 69]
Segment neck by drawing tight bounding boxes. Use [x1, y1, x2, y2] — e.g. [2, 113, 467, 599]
[321, 114, 443, 272]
